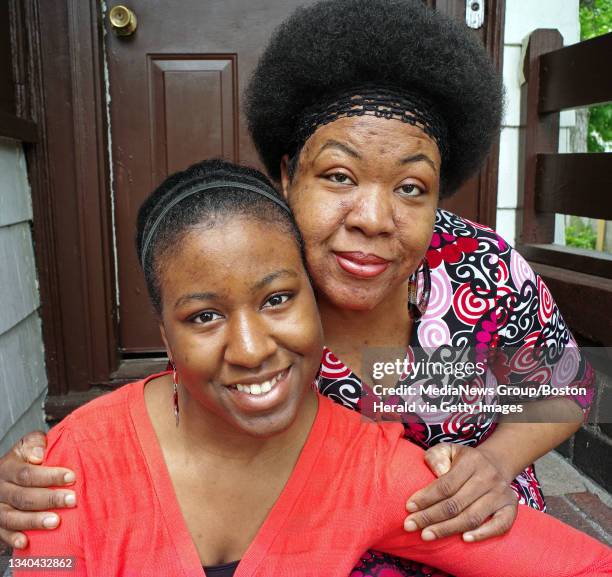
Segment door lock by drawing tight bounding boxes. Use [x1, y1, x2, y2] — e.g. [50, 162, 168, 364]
[465, 0, 485, 30]
[109, 5, 138, 37]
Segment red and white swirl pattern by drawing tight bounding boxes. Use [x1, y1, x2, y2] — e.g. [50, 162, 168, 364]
[496, 254, 510, 284]
[552, 345, 580, 388]
[319, 349, 352, 379]
[422, 266, 452, 320]
[510, 334, 543, 374]
[537, 276, 554, 327]
[452, 283, 493, 325]
[511, 465, 546, 510]
[443, 411, 479, 440]
[510, 248, 536, 289]
[523, 366, 553, 386]
[417, 318, 451, 348]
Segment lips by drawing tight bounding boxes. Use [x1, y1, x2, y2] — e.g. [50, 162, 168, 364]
[334, 251, 391, 278]
[224, 367, 293, 413]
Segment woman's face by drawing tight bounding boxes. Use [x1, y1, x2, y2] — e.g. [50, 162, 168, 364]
[158, 217, 323, 437]
[281, 116, 440, 311]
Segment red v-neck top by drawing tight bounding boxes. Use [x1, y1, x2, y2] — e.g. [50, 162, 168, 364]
[15, 374, 611, 577]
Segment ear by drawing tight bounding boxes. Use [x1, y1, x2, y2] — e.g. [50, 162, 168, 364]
[279, 154, 291, 201]
[159, 323, 173, 364]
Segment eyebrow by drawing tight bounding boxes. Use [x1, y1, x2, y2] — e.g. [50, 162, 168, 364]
[399, 153, 438, 173]
[252, 269, 298, 293]
[174, 292, 220, 310]
[314, 140, 362, 162]
[173, 269, 298, 309]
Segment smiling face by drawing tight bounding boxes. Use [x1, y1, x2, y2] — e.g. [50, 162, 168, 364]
[281, 115, 440, 312]
[157, 217, 323, 438]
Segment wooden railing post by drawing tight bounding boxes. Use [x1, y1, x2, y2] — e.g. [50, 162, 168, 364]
[519, 29, 563, 244]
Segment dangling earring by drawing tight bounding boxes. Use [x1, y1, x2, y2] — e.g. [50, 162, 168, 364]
[172, 363, 180, 427]
[408, 258, 431, 320]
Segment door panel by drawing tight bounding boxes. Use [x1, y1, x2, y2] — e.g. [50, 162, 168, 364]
[150, 56, 238, 181]
[105, 0, 503, 354]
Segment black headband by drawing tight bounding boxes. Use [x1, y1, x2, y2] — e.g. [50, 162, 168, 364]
[290, 85, 449, 161]
[140, 178, 291, 268]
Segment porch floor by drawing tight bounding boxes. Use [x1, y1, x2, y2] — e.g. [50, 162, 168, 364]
[536, 450, 612, 545]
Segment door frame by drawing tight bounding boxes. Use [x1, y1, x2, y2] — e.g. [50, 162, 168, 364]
[15, 0, 117, 420]
[16, 0, 505, 420]
[427, 0, 505, 230]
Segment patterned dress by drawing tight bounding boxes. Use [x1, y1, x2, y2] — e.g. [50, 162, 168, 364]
[315, 209, 594, 577]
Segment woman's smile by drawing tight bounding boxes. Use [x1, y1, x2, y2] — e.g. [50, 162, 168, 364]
[334, 251, 391, 278]
[221, 367, 293, 412]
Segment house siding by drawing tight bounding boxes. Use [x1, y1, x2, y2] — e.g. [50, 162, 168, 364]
[0, 137, 47, 454]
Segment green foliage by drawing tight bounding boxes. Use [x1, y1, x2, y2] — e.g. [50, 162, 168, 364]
[565, 217, 597, 249]
[579, 0, 612, 152]
[586, 104, 612, 152]
[580, 0, 612, 39]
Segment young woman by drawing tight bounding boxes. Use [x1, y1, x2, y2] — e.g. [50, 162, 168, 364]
[12, 160, 610, 577]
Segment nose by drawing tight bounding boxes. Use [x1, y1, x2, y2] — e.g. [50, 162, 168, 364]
[224, 310, 277, 369]
[344, 185, 395, 237]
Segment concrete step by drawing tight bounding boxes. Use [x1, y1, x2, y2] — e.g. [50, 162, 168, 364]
[536, 451, 612, 545]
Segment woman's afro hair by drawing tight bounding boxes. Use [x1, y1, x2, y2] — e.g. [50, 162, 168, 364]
[245, 0, 504, 197]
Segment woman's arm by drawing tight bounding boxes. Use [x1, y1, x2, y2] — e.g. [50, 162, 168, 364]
[0, 432, 76, 549]
[375, 428, 611, 577]
[383, 504, 611, 577]
[479, 401, 582, 481]
[404, 401, 582, 542]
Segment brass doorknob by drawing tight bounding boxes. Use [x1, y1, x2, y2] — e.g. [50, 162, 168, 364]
[109, 5, 137, 37]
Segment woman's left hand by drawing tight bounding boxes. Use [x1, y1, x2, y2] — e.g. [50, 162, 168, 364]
[404, 443, 518, 542]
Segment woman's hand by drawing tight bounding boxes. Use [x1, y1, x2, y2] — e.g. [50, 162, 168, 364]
[0, 432, 77, 549]
[403, 443, 518, 542]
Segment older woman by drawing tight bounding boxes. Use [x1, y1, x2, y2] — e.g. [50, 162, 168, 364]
[0, 1, 593, 574]
[243, 1, 591, 571]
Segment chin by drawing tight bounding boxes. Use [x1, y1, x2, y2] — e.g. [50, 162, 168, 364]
[240, 417, 295, 438]
[234, 404, 300, 438]
[328, 286, 386, 312]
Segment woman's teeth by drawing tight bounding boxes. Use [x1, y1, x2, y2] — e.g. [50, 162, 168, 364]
[234, 370, 285, 395]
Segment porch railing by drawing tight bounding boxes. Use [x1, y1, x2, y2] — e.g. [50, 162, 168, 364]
[519, 29, 612, 345]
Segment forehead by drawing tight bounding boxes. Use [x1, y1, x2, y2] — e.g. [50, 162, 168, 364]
[301, 115, 441, 161]
[159, 218, 304, 296]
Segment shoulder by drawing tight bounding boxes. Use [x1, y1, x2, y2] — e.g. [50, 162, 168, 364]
[434, 208, 497, 235]
[44, 379, 150, 470]
[432, 208, 497, 240]
[321, 396, 429, 476]
[50, 381, 139, 442]
[426, 209, 507, 271]
[322, 395, 401, 449]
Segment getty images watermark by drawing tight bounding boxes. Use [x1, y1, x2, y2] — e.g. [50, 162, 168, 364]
[359, 346, 610, 423]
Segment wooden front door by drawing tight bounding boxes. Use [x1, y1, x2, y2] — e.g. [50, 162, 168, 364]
[106, 0, 322, 354]
[104, 0, 504, 356]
